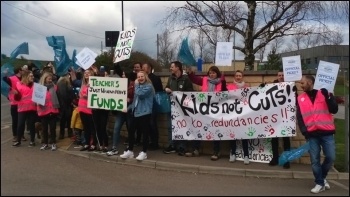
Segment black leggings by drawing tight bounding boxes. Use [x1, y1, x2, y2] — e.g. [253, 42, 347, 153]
[271, 137, 290, 159]
[10, 105, 18, 137]
[93, 109, 109, 147]
[17, 111, 36, 143]
[80, 112, 97, 147]
[127, 114, 151, 152]
[231, 139, 249, 157]
[41, 113, 58, 144]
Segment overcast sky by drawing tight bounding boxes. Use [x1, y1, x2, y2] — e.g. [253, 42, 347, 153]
[1, 1, 185, 61]
[1, 1, 349, 63]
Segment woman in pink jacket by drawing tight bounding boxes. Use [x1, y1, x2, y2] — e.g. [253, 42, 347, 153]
[12, 70, 37, 147]
[37, 72, 60, 151]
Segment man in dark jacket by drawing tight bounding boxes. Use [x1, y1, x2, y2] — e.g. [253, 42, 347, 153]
[296, 75, 338, 194]
[163, 61, 194, 155]
[142, 62, 163, 150]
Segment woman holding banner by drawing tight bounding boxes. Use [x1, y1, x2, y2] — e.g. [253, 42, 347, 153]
[78, 68, 98, 152]
[227, 70, 250, 165]
[187, 66, 226, 159]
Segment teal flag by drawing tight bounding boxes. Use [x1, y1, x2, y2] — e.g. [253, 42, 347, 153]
[1, 63, 14, 97]
[177, 37, 196, 66]
[46, 36, 71, 76]
[10, 42, 29, 60]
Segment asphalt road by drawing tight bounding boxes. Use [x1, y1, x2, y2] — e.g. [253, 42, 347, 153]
[1, 95, 349, 196]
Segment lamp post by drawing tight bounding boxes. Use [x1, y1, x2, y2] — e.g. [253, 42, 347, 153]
[121, 1, 124, 31]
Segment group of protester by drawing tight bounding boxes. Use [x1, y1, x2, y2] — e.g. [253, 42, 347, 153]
[3, 59, 338, 194]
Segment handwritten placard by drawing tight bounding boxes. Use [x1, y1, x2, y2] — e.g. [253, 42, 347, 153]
[282, 55, 302, 82]
[76, 47, 98, 70]
[235, 138, 273, 163]
[32, 82, 46, 106]
[314, 60, 339, 93]
[215, 42, 233, 66]
[113, 27, 137, 63]
[171, 82, 297, 141]
[87, 76, 128, 111]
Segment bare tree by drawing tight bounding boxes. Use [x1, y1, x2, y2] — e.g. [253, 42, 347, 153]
[189, 38, 197, 58]
[330, 1, 349, 24]
[157, 29, 176, 67]
[256, 39, 266, 63]
[194, 29, 207, 58]
[160, 1, 346, 70]
[329, 29, 344, 45]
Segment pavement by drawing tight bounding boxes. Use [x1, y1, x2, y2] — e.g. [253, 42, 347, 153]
[55, 136, 349, 181]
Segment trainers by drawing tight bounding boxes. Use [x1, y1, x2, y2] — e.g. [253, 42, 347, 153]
[185, 149, 199, 157]
[51, 144, 57, 151]
[22, 136, 27, 141]
[163, 145, 176, 154]
[310, 184, 325, 194]
[12, 136, 17, 142]
[28, 141, 36, 147]
[40, 144, 49, 150]
[283, 162, 290, 169]
[136, 151, 147, 161]
[120, 150, 134, 159]
[229, 153, 236, 162]
[12, 142, 21, 147]
[244, 156, 249, 165]
[211, 152, 220, 161]
[178, 148, 185, 156]
[80, 145, 89, 151]
[106, 148, 119, 156]
[324, 180, 330, 190]
[88, 145, 96, 152]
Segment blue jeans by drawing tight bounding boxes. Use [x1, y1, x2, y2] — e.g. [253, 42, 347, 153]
[308, 135, 336, 186]
[112, 111, 131, 148]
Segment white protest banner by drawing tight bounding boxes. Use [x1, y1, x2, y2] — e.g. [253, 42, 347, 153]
[282, 55, 302, 81]
[314, 60, 339, 93]
[234, 138, 273, 163]
[76, 47, 97, 70]
[113, 27, 137, 63]
[32, 82, 46, 106]
[171, 82, 296, 141]
[87, 76, 128, 111]
[215, 42, 233, 66]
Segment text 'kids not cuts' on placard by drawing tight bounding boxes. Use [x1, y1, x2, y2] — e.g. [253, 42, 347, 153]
[215, 42, 233, 66]
[314, 60, 339, 93]
[282, 55, 302, 82]
[87, 76, 128, 111]
[171, 82, 297, 141]
[32, 82, 46, 106]
[76, 47, 98, 70]
[113, 27, 137, 63]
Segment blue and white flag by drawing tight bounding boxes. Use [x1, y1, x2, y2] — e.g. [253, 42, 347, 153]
[46, 36, 71, 76]
[10, 42, 29, 59]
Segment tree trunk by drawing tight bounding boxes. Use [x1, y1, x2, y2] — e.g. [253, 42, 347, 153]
[244, 1, 257, 71]
[244, 53, 255, 71]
